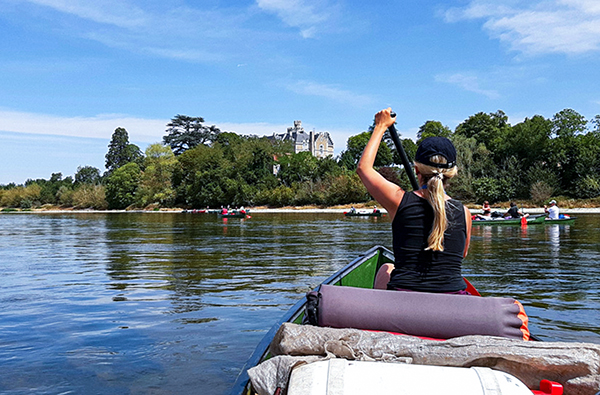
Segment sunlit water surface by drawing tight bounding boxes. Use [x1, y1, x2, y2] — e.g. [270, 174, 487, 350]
[0, 212, 598, 394]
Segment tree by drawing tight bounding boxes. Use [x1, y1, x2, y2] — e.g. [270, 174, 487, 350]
[339, 131, 393, 171]
[105, 162, 141, 209]
[549, 109, 588, 192]
[551, 108, 587, 138]
[163, 114, 221, 155]
[75, 166, 102, 185]
[277, 151, 319, 186]
[105, 127, 144, 173]
[455, 110, 510, 156]
[137, 144, 178, 207]
[416, 121, 452, 144]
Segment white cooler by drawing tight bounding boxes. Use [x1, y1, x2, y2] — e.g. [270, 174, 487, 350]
[287, 359, 534, 395]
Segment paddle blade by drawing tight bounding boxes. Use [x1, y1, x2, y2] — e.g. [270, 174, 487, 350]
[464, 278, 481, 296]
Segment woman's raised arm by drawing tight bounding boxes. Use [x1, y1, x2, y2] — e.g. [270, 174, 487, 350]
[356, 108, 405, 221]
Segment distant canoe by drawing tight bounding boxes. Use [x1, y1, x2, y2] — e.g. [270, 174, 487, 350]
[472, 216, 545, 225]
[218, 212, 248, 219]
[181, 209, 207, 214]
[344, 211, 382, 217]
[543, 216, 576, 224]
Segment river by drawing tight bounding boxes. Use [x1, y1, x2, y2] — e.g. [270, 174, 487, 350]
[0, 212, 598, 394]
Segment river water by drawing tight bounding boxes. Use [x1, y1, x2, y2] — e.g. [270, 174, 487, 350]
[0, 212, 598, 394]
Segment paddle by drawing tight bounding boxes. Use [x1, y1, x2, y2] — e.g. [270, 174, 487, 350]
[387, 111, 419, 191]
[386, 110, 482, 297]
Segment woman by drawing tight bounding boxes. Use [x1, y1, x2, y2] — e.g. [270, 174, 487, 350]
[357, 108, 472, 293]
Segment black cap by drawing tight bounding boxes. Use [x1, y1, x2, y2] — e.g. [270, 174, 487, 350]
[415, 137, 457, 169]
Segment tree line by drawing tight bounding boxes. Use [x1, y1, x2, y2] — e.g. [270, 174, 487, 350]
[2, 109, 600, 210]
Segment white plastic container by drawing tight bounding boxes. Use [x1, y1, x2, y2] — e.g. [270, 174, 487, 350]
[287, 359, 533, 395]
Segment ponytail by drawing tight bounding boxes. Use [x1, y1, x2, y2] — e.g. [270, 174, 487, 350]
[415, 156, 458, 252]
[425, 172, 447, 251]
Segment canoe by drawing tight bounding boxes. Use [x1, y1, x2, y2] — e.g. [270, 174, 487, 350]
[230, 246, 393, 395]
[344, 211, 382, 217]
[218, 211, 248, 218]
[231, 245, 587, 395]
[181, 209, 207, 214]
[472, 215, 545, 225]
[543, 216, 576, 225]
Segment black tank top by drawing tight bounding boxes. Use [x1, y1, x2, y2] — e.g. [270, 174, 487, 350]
[387, 192, 467, 293]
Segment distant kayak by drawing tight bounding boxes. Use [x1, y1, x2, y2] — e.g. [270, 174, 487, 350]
[344, 211, 382, 217]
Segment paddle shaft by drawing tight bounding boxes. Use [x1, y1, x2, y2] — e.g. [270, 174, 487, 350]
[387, 112, 419, 191]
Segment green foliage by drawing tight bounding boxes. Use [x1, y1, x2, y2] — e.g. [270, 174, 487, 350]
[71, 185, 108, 209]
[455, 110, 510, 156]
[472, 177, 514, 204]
[525, 164, 560, 197]
[105, 128, 144, 173]
[277, 151, 319, 186]
[322, 172, 369, 205]
[0, 184, 41, 208]
[75, 166, 102, 185]
[530, 181, 554, 204]
[576, 175, 600, 199]
[416, 121, 452, 144]
[136, 144, 177, 207]
[163, 114, 221, 155]
[105, 163, 141, 209]
[339, 130, 393, 171]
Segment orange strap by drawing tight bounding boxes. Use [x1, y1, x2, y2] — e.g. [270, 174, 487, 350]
[514, 300, 531, 341]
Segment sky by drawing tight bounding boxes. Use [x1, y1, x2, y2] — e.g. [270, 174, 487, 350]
[1, 0, 600, 184]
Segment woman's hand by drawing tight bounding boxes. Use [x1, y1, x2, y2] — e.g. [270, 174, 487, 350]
[374, 107, 396, 130]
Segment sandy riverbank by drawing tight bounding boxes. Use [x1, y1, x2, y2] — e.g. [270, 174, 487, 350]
[4, 206, 600, 214]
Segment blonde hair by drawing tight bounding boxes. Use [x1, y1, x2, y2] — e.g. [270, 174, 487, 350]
[415, 155, 458, 252]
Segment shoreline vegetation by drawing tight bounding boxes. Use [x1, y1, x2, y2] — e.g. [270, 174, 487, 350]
[4, 199, 600, 214]
[4, 110, 600, 213]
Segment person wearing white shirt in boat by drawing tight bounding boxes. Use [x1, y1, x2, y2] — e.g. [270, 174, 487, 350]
[545, 200, 559, 220]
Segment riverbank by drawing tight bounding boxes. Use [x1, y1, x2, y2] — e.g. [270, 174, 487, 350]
[3, 205, 600, 214]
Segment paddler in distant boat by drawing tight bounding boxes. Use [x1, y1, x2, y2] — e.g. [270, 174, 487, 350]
[504, 202, 528, 219]
[357, 108, 472, 294]
[474, 200, 493, 220]
[544, 200, 559, 219]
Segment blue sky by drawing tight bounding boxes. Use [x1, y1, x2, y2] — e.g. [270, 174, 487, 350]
[1, 0, 600, 184]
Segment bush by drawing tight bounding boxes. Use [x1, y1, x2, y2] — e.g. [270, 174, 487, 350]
[72, 185, 108, 209]
[0, 185, 41, 208]
[105, 163, 141, 209]
[530, 181, 554, 204]
[323, 173, 369, 206]
[576, 175, 600, 199]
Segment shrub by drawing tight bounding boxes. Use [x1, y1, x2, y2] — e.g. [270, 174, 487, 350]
[72, 185, 108, 209]
[0, 185, 41, 208]
[530, 181, 554, 204]
[576, 175, 600, 199]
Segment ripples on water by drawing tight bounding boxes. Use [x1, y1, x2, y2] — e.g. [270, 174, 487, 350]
[0, 212, 598, 394]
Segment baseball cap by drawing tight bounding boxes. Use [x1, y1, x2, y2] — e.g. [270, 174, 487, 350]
[415, 137, 457, 169]
[549, 200, 556, 204]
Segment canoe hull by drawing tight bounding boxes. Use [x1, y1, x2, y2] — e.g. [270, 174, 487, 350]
[230, 246, 393, 395]
[345, 212, 382, 217]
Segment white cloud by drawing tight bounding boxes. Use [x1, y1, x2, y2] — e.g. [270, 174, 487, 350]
[443, 0, 600, 55]
[15, 1, 250, 63]
[25, 0, 148, 28]
[256, 0, 334, 38]
[0, 109, 167, 143]
[284, 80, 375, 108]
[435, 73, 500, 99]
